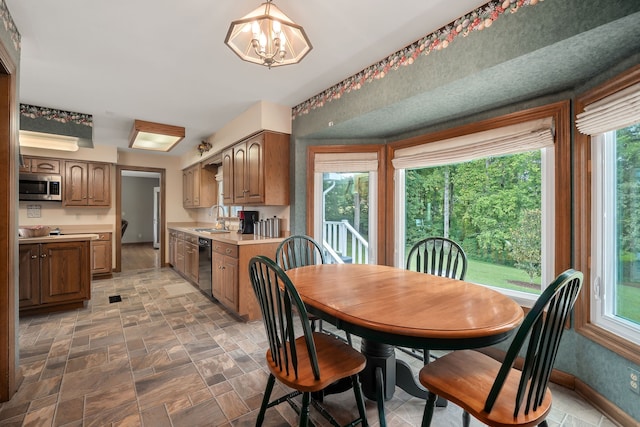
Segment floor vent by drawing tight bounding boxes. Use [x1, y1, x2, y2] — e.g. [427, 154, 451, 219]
[108, 295, 122, 303]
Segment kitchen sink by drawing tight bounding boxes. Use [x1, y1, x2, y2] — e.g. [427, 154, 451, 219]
[193, 228, 230, 234]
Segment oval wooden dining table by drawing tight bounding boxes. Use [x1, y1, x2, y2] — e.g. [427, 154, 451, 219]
[285, 263, 524, 426]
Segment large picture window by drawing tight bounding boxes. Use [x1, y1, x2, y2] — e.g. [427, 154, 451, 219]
[389, 103, 571, 305]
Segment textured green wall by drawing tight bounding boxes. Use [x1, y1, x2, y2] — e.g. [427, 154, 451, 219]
[290, 0, 640, 421]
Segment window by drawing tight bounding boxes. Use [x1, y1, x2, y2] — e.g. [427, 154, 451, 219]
[591, 126, 640, 344]
[575, 66, 640, 363]
[389, 103, 571, 305]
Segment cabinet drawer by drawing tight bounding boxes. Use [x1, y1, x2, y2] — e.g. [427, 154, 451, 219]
[213, 241, 238, 258]
[176, 232, 185, 240]
[185, 234, 198, 244]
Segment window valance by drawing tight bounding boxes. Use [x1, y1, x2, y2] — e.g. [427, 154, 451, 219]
[576, 82, 640, 135]
[314, 152, 378, 173]
[392, 117, 555, 170]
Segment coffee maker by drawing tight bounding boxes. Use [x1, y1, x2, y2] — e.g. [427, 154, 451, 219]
[239, 210, 259, 234]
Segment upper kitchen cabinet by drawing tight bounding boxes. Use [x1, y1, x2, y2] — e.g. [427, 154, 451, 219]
[182, 163, 217, 208]
[19, 156, 61, 174]
[222, 131, 290, 206]
[63, 161, 111, 207]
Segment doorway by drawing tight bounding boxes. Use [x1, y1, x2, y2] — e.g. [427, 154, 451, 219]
[115, 166, 166, 272]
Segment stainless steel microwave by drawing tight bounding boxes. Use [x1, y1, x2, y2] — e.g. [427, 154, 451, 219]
[19, 173, 62, 201]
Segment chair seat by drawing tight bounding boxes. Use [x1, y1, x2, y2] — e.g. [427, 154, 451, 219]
[419, 350, 552, 427]
[266, 332, 366, 393]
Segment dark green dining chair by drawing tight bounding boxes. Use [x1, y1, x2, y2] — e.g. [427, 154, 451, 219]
[276, 234, 353, 346]
[419, 269, 583, 427]
[401, 236, 468, 362]
[248, 256, 368, 427]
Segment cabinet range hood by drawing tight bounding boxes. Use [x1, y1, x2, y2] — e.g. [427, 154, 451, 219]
[19, 104, 94, 151]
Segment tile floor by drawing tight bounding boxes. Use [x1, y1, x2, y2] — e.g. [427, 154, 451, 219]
[0, 267, 619, 426]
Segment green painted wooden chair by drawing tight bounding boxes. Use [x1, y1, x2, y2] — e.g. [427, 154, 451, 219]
[402, 236, 468, 362]
[249, 256, 368, 427]
[419, 269, 583, 427]
[276, 235, 353, 346]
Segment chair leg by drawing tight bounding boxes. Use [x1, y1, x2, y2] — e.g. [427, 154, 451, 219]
[351, 374, 368, 426]
[256, 374, 276, 426]
[421, 391, 437, 427]
[299, 392, 311, 427]
[539, 421, 549, 427]
[462, 410, 470, 427]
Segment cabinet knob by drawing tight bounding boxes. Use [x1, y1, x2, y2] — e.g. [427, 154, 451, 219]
[31, 255, 38, 259]
[40, 254, 47, 258]
[225, 248, 232, 254]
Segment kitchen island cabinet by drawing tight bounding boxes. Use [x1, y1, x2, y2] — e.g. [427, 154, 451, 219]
[222, 131, 289, 206]
[18, 235, 94, 315]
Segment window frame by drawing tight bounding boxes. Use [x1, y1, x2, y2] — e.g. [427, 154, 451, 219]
[575, 65, 640, 365]
[386, 101, 572, 299]
[306, 144, 387, 265]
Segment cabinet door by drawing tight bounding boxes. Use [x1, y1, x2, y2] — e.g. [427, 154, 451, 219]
[91, 233, 112, 274]
[232, 143, 248, 204]
[40, 241, 90, 304]
[64, 161, 88, 205]
[185, 241, 199, 283]
[212, 251, 223, 299]
[221, 255, 239, 311]
[192, 166, 201, 206]
[176, 237, 185, 273]
[18, 244, 40, 308]
[88, 163, 110, 206]
[245, 136, 264, 204]
[222, 148, 234, 205]
[31, 158, 60, 174]
[169, 232, 176, 266]
[182, 168, 193, 207]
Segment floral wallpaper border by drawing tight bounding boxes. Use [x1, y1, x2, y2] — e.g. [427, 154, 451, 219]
[0, 0, 20, 51]
[20, 104, 93, 127]
[292, 0, 543, 119]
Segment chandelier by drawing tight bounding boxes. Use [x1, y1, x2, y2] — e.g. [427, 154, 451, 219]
[224, 0, 312, 68]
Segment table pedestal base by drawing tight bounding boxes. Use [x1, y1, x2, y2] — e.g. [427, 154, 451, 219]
[359, 339, 447, 426]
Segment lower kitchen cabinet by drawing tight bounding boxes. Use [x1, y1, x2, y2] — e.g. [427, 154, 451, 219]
[19, 240, 91, 314]
[91, 232, 112, 278]
[184, 234, 199, 284]
[212, 241, 239, 312]
[212, 239, 279, 321]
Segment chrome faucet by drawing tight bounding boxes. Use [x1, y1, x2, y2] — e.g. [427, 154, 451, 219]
[209, 204, 228, 230]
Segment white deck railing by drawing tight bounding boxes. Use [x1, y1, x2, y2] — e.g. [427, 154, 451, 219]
[323, 220, 369, 264]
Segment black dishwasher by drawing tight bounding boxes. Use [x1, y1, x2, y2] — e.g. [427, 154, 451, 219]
[198, 238, 213, 298]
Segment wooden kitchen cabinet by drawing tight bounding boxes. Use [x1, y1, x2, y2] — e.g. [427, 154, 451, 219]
[182, 163, 217, 208]
[175, 232, 185, 273]
[91, 232, 112, 278]
[19, 240, 91, 314]
[64, 161, 111, 207]
[212, 241, 239, 312]
[184, 234, 199, 284]
[169, 229, 177, 266]
[222, 131, 290, 206]
[20, 156, 61, 174]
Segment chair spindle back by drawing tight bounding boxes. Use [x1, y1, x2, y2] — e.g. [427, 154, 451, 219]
[276, 235, 326, 271]
[486, 269, 583, 417]
[248, 255, 320, 380]
[406, 237, 467, 280]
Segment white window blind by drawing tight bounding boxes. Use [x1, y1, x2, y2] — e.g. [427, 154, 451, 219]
[392, 117, 555, 170]
[576, 82, 640, 135]
[314, 152, 378, 173]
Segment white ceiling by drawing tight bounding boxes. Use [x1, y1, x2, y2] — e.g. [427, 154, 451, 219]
[6, 0, 488, 156]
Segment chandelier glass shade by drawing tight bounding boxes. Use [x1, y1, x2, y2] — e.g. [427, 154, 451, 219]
[224, 1, 312, 68]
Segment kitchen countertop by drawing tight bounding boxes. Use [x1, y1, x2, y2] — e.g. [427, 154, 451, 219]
[18, 234, 100, 244]
[168, 224, 285, 246]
